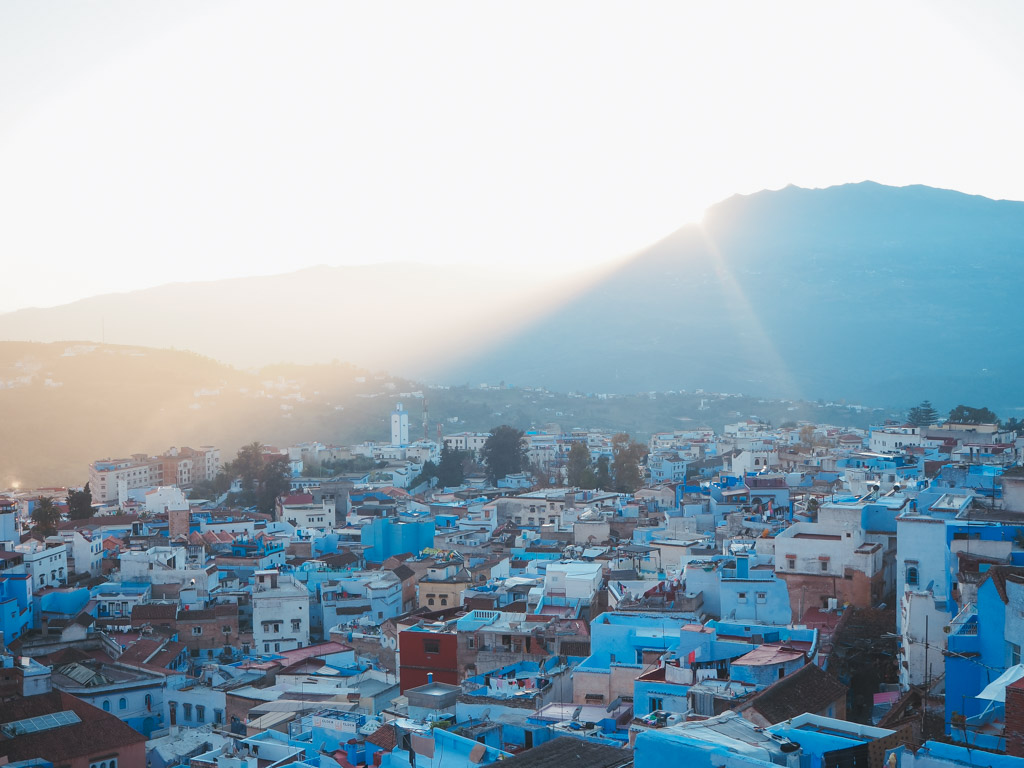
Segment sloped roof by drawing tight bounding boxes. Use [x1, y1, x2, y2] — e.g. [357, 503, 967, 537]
[0, 690, 146, 763]
[980, 565, 1024, 604]
[743, 663, 847, 724]
[391, 564, 416, 582]
[366, 723, 397, 750]
[482, 736, 633, 768]
[131, 603, 178, 623]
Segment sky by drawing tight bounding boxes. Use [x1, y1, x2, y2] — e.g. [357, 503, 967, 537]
[2, 1, 1024, 313]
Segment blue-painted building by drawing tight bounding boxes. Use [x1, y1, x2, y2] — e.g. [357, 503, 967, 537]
[361, 515, 434, 563]
[944, 564, 1024, 752]
[0, 569, 32, 644]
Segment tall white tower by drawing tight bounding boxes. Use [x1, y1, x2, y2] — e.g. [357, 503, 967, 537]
[391, 402, 409, 447]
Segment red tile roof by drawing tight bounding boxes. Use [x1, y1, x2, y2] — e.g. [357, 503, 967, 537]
[366, 723, 398, 750]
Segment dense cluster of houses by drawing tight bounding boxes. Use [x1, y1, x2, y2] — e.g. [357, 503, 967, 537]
[2, 412, 1024, 768]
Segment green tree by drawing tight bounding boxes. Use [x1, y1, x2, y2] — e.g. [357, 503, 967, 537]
[612, 432, 648, 493]
[436, 445, 469, 487]
[66, 483, 94, 520]
[226, 441, 264, 502]
[31, 496, 60, 536]
[594, 456, 612, 491]
[1004, 418, 1024, 436]
[411, 460, 438, 489]
[565, 442, 592, 488]
[948, 404, 998, 425]
[224, 443, 290, 514]
[481, 426, 527, 484]
[256, 456, 290, 516]
[907, 400, 939, 427]
[189, 471, 233, 501]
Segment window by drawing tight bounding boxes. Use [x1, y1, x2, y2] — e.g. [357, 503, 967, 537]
[440, 597, 448, 606]
[102, 699, 110, 711]
[215, 709, 224, 725]
[192, 626, 203, 635]
[118, 696, 127, 710]
[649, 696, 664, 712]
[906, 565, 919, 586]
[820, 560, 828, 572]
[1010, 642, 1021, 666]
[428, 598, 435, 606]
[291, 619, 301, 632]
[737, 592, 747, 603]
[264, 643, 270, 652]
[424, 638, 441, 654]
[196, 705, 205, 723]
[468, 636, 476, 649]
[756, 592, 767, 604]
[183, 703, 192, 720]
[223, 625, 232, 634]
[275, 643, 280, 652]
[145, 693, 152, 711]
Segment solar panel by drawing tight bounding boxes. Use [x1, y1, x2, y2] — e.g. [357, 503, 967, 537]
[0, 710, 81, 737]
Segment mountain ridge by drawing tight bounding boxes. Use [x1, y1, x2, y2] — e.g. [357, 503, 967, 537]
[2, 181, 1022, 410]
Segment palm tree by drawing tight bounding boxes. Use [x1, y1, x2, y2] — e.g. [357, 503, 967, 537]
[31, 496, 60, 537]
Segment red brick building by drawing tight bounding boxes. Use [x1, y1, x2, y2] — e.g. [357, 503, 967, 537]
[398, 628, 459, 692]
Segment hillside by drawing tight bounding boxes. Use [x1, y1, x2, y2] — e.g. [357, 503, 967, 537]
[0, 342, 886, 489]
[2, 182, 1022, 412]
[435, 182, 1024, 410]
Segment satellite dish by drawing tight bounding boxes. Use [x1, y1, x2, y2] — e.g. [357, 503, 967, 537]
[571, 706, 582, 721]
[606, 697, 622, 713]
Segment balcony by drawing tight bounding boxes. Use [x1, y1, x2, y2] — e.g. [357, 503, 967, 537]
[946, 603, 980, 654]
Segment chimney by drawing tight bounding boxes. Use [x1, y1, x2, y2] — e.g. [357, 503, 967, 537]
[1007, 679, 1024, 757]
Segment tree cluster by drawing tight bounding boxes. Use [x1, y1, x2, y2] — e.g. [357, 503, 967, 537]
[612, 432, 648, 493]
[412, 445, 472, 489]
[66, 483, 94, 520]
[224, 442, 291, 515]
[947, 404, 998, 425]
[481, 426, 528, 485]
[31, 496, 60, 537]
[906, 400, 939, 427]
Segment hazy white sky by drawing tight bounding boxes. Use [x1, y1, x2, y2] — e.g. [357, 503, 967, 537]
[2, 0, 1024, 312]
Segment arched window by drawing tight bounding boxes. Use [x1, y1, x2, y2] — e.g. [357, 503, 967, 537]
[906, 566, 919, 586]
[145, 693, 152, 711]
[102, 699, 110, 711]
[119, 697, 127, 710]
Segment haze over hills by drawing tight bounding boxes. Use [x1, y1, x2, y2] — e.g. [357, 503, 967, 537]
[0, 341, 886, 488]
[2, 182, 1022, 412]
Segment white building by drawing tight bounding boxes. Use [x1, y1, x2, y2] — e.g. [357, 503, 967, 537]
[119, 546, 218, 599]
[89, 457, 163, 504]
[65, 531, 103, 576]
[868, 425, 925, 453]
[279, 499, 335, 531]
[406, 440, 441, 465]
[14, 539, 68, 590]
[443, 432, 490, 454]
[391, 403, 410, 447]
[145, 486, 190, 516]
[539, 561, 603, 609]
[252, 570, 310, 653]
